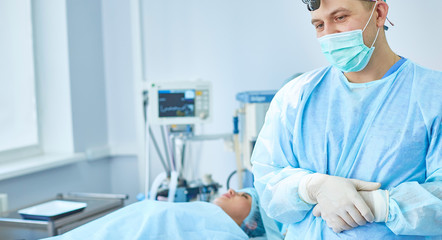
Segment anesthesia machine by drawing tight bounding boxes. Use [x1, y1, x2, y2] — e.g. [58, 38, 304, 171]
[143, 81, 225, 203]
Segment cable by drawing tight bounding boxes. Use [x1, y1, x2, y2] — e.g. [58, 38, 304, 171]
[149, 127, 169, 173]
[226, 169, 254, 190]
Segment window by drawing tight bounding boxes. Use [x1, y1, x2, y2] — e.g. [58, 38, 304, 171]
[0, 0, 40, 160]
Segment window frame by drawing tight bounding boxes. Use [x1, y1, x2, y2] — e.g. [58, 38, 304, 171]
[0, 0, 42, 163]
[0, 145, 42, 163]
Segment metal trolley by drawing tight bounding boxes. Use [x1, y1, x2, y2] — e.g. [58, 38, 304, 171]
[0, 192, 128, 240]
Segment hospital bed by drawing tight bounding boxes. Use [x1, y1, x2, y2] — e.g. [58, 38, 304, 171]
[42, 199, 282, 240]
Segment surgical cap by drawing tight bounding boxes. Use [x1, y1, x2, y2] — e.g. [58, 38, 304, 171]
[239, 188, 284, 239]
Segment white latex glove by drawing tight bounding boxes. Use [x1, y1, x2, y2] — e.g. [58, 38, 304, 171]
[358, 190, 389, 223]
[299, 173, 381, 233]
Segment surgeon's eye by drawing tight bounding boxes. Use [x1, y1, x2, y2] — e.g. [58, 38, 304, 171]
[335, 15, 348, 22]
[315, 23, 324, 31]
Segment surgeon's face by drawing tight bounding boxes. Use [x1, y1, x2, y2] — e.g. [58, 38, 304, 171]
[213, 189, 252, 225]
[310, 0, 378, 41]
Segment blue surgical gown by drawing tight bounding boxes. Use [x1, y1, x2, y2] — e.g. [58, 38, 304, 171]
[252, 59, 442, 239]
[45, 200, 249, 240]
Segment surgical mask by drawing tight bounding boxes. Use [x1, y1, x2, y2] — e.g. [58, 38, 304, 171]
[318, 2, 380, 72]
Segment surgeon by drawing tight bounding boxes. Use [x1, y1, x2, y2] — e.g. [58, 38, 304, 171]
[251, 0, 442, 239]
[44, 188, 284, 240]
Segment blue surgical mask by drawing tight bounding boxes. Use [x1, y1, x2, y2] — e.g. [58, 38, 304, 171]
[318, 3, 380, 72]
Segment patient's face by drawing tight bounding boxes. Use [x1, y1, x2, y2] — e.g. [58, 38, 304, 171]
[213, 189, 252, 225]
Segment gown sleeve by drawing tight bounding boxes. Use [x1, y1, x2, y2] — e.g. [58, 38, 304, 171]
[251, 86, 315, 224]
[386, 115, 442, 236]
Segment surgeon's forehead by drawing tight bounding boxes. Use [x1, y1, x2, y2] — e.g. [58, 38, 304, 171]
[310, 0, 364, 20]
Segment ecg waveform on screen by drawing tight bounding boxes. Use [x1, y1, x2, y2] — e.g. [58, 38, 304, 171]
[158, 91, 195, 117]
[159, 105, 189, 113]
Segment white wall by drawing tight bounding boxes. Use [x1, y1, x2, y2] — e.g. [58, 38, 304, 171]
[103, 0, 442, 193]
[0, 158, 111, 210]
[66, 0, 109, 152]
[109, 156, 139, 204]
[101, 0, 142, 201]
[387, 1, 442, 71]
[102, 0, 138, 154]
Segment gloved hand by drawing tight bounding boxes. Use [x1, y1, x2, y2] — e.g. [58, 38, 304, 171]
[299, 173, 381, 233]
[358, 190, 389, 223]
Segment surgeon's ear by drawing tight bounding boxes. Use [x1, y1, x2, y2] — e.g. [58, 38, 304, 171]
[375, 1, 389, 28]
[246, 221, 258, 230]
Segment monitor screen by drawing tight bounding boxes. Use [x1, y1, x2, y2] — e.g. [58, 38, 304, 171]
[158, 90, 195, 118]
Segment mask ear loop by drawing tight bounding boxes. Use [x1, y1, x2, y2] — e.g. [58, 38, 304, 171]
[363, 1, 378, 32]
[363, 1, 380, 48]
[370, 27, 381, 48]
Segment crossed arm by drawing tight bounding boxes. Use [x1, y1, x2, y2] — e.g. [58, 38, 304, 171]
[252, 95, 442, 236]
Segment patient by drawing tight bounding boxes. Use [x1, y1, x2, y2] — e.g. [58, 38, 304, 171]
[214, 188, 275, 238]
[45, 188, 283, 240]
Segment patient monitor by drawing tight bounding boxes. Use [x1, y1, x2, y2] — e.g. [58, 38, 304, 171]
[145, 80, 214, 202]
[148, 81, 212, 125]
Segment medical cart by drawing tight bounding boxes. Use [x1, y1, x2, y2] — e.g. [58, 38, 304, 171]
[0, 192, 128, 240]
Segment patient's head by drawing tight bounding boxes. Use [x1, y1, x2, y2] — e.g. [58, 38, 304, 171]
[213, 188, 265, 238]
[213, 189, 252, 225]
